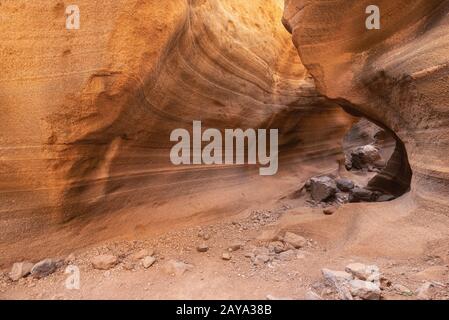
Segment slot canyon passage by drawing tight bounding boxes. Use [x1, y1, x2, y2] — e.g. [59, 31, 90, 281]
[0, 0, 448, 300]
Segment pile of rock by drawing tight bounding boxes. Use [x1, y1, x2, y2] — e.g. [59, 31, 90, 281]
[305, 175, 395, 206]
[9, 258, 62, 281]
[321, 263, 382, 300]
[345, 144, 385, 172]
[247, 232, 308, 265]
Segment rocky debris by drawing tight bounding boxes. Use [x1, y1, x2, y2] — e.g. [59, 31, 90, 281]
[348, 145, 381, 170]
[268, 241, 287, 254]
[197, 244, 209, 253]
[122, 261, 135, 271]
[222, 253, 232, 261]
[322, 268, 353, 285]
[131, 249, 154, 262]
[254, 254, 271, 265]
[336, 178, 355, 192]
[9, 262, 34, 281]
[335, 192, 349, 204]
[321, 264, 382, 300]
[91, 255, 118, 270]
[142, 256, 156, 269]
[163, 260, 193, 276]
[198, 230, 211, 240]
[349, 279, 381, 300]
[345, 263, 380, 284]
[416, 282, 435, 300]
[228, 242, 243, 252]
[323, 207, 336, 215]
[392, 284, 413, 296]
[278, 250, 297, 262]
[65, 253, 76, 264]
[304, 290, 323, 300]
[283, 232, 307, 249]
[31, 259, 57, 279]
[309, 176, 337, 202]
[411, 266, 449, 282]
[349, 187, 378, 203]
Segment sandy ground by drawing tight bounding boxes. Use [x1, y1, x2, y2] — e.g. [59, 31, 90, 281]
[1, 192, 448, 300]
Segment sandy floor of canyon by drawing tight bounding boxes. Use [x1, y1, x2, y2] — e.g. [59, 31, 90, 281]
[1, 192, 448, 300]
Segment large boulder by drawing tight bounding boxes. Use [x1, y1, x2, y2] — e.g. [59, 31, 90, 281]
[349, 187, 378, 203]
[336, 178, 355, 192]
[31, 259, 57, 279]
[349, 145, 381, 170]
[309, 176, 337, 202]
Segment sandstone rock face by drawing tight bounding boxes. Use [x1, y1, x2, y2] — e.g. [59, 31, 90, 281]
[0, 0, 355, 265]
[284, 0, 449, 207]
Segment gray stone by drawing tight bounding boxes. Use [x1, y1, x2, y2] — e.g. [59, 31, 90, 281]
[31, 259, 57, 278]
[336, 178, 355, 192]
[283, 232, 307, 249]
[349, 187, 377, 203]
[9, 262, 34, 281]
[349, 279, 381, 300]
[91, 255, 118, 270]
[350, 145, 381, 170]
[309, 176, 337, 202]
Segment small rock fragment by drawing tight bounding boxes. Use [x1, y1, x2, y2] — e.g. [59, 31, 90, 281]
[163, 260, 193, 276]
[323, 207, 336, 215]
[131, 249, 154, 262]
[142, 256, 156, 269]
[283, 232, 307, 249]
[222, 253, 232, 261]
[268, 241, 286, 254]
[228, 242, 243, 252]
[197, 244, 209, 253]
[9, 262, 34, 281]
[91, 255, 118, 270]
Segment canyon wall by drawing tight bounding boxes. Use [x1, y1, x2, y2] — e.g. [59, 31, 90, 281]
[284, 0, 449, 214]
[0, 0, 353, 265]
